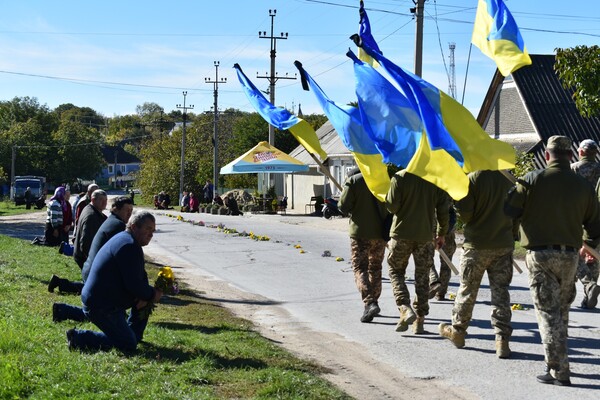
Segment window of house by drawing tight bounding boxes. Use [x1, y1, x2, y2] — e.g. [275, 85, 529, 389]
[121, 165, 126, 173]
[108, 165, 114, 174]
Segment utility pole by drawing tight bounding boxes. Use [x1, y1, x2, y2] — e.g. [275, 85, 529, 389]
[448, 42, 457, 99]
[205, 61, 227, 198]
[411, 0, 426, 77]
[10, 146, 16, 199]
[258, 9, 296, 192]
[177, 91, 194, 204]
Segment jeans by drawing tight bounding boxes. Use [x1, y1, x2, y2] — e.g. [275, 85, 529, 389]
[55, 302, 87, 322]
[70, 305, 148, 352]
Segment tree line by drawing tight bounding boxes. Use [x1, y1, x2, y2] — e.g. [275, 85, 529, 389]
[0, 97, 326, 201]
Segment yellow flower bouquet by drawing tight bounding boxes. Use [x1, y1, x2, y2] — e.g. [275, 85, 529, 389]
[139, 266, 179, 319]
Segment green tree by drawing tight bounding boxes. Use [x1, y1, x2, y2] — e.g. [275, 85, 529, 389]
[555, 45, 600, 118]
[513, 151, 536, 178]
[50, 121, 104, 183]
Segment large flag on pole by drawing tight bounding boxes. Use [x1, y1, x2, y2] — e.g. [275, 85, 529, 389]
[354, 4, 516, 199]
[294, 61, 390, 202]
[348, 49, 471, 200]
[472, 0, 532, 76]
[233, 64, 326, 159]
[357, 0, 381, 67]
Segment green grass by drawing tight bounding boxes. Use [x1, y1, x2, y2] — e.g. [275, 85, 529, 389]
[0, 199, 45, 217]
[0, 235, 351, 399]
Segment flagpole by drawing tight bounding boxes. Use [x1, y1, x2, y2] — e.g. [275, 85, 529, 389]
[461, 44, 473, 106]
[307, 152, 343, 192]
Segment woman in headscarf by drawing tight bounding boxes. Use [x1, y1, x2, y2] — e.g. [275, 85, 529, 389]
[45, 186, 66, 246]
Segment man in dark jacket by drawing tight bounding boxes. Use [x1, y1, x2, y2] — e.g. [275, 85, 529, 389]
[339, 168, 389, 323]
[52, 196, 134, 321]
[74, 183, 99, 228]
[66, 211, 162, 352]
[73, 190, 107, 269]
[505, 135, 600, 386]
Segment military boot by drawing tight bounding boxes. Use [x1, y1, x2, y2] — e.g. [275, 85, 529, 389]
[438, 323, 465, 348]
[412, 315, 425, 334]
[587, 285, 600, 309]
[495, 339, 511, 359]
[395, 305, 416, 332]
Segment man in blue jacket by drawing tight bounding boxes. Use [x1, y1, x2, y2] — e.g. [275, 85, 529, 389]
[52, 196, 133, 322]
[66, 211, 162, 352]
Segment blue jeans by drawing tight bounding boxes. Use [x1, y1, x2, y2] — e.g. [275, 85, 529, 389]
[55, 302, 87, 322]
[70, 305, 148, 352]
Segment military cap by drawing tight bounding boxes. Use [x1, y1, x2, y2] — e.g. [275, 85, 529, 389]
[546, 135, 571, 151]
[578, 139, 599, 151]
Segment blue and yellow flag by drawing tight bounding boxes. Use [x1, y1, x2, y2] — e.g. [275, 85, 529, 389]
[294, 61, 390, 202]
[356, 9, 516, 200]
[472, 0, 532, 76]
[233, 64, 326, 159]
[349, 50, 421, 169]
[356, 0, 380, 67]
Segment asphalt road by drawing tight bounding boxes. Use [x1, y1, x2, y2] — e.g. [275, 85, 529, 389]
[3, 207, 599, 399]
[142, 209, 600, 400]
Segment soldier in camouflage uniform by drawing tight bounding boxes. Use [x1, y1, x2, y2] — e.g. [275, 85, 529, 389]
[338, 168, 389, 323]
[571, 139, 600, 309]
[386, 170, 448, 334]
[505, 135, 600, 386]
[429, 199, 457, 301]
[438, 170, 515, 358]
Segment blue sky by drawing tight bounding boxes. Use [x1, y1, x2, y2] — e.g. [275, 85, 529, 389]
[0, 0, 599, 119]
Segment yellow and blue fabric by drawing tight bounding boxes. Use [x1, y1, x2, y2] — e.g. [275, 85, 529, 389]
[233, 63, 326, 159]
[472, 0, 532, 76]
[357, 0, 380, 67]
[220, 141, 309, 174]
[348, 50, 421, 169]
[356, 9, 516, 200]
[294, 61, 390, 202]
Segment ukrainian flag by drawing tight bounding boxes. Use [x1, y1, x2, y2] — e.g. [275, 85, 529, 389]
[233, 64, 326, 160]
[349, 49, 421, 169]
[357, 0, 380, 67]
[348, 49, 470, 200]
[472, 0, 532, 76]
[355, 12, 515, 199]
[294, 61, 390, 202]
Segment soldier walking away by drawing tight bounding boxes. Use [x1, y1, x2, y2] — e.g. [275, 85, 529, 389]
[438, 170, 515, 359]
[505, 135, 600, 386]
[571, 139, 600, 309]
[338, 167, 389, 323]
[385, 170, 448, 334]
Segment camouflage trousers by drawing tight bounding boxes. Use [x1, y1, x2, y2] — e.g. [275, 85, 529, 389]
[526, 249, 578, 380]
[577, 256, 599, 300]
[387, 238, 435, 316]
[429, 231, 457, 295]
[350, 238, 387, 305]
[451, 247, 514, 340]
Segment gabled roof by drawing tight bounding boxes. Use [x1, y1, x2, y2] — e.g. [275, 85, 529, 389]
[289, 120, 352, 165]
[479, 54, 600, 147]
[101, 146, 141, 164]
